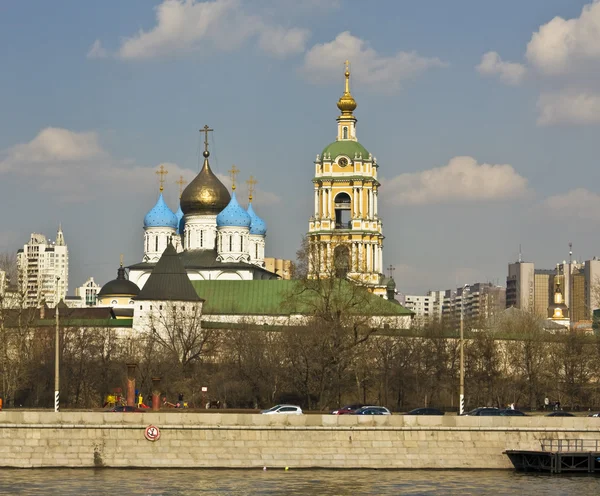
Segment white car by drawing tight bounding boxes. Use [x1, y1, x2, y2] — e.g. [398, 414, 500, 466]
[261, 404, 303, 415]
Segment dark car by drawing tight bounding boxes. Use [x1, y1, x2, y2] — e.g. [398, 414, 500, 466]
[106, 405, 144, 412]
[463, 407, 501, 416]
[331, 404, 365, 415]
[354, 406, 391, 415]
[546, 411, 574, 417]
[498, 409, 527, 416]
[406, 408, 444, 416]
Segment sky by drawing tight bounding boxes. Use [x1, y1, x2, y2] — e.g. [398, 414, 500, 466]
[2, 0, 600, 294]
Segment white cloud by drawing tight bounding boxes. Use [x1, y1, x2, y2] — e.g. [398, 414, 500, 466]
[476, 51, 526, 85]
[526, 1, 600, 75]
[258, 26, 309, 58]
[302, 31, 446, 91]
[543, 188, 600, 221]
[0, 127, 103, 173]
[385, 156, 528, 206]
[537, 90, 600, 125]
[87, 39, 108, 59]
[117, 0, 308, 60]
[0, 127, 281, 205]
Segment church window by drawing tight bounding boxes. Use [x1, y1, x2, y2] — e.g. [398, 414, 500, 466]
[155, 237, 158, 252]
[200, 230, 204, 247]
[256, 244, 258, 260]
[111, 300, 117, 305]
[150, 305, 153, 310]
[229, 235, 233, 252]
[343, 127, 348, 139]
[241, 236, 243, 252]
[140, 305, 142, 310]
[159, 305, 163, 310]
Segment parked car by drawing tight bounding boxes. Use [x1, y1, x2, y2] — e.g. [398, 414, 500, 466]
[463, 407, 501, 416]
[498, 409, 527, 416]
[588, 412, 600, 417]
[353, 406, 391, 415]
[261, 404, 303, 415]
[331, 404, 365, 415]
[106, 405, 144, 413]
[546, 411, 574, 417]
[406, 407, 444, 416]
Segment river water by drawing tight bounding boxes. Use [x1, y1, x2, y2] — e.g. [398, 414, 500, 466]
[0, 469, 598, 495]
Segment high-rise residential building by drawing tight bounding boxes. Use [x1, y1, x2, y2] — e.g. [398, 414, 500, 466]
[443, 283, 506, 326]
[506, 257, 600, 323]
[16, 226, 68, 307]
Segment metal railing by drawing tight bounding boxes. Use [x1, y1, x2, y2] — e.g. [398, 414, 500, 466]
[541, 439, 600, 452]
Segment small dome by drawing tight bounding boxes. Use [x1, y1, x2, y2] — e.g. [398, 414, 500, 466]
[337, 67, 357, 115]
[175, 205, 184, 234]
[98, 266, 140, 297]
[181, 155, 231, 215]
[217, 191, 251, 228]
[144, 193, 178, 229]
[247, 203, 267, 236]
[321, 140, 370, 161]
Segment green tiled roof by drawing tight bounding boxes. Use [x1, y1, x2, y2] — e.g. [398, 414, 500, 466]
[192, 279, 412, 316]
[321, 140, 370, 161]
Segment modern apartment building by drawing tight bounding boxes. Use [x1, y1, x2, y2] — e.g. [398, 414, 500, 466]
[16, 226, 68, 307]
[443, 283, 506, 326]
[506, 258, 600, 322]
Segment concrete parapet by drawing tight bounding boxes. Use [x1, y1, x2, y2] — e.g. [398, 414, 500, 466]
[0, 412, 599, 468]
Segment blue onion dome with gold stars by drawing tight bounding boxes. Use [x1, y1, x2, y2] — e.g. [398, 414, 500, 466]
[247, 203, 267, 236]
[175, 205, 184, 234]
[144, 193, 178, 229]
[216, 191, 251, 228]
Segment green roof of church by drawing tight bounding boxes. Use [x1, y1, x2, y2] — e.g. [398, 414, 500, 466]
[191, 279, 412, 316]
[321, 140, 370, 161]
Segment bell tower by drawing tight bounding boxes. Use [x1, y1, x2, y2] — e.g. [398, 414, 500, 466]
[307, 62, 386, 297]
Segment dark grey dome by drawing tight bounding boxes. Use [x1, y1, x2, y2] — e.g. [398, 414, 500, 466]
[98, 266, 140, 297]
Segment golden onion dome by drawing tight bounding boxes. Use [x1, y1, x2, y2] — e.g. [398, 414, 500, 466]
[337, 63, 357, 115]
[180, 151, 231, 215]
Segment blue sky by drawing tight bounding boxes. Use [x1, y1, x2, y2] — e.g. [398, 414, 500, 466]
[1, 0, 600, 294]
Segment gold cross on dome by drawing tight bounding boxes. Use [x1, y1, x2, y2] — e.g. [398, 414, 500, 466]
[229, 165, 240, 191]
[200, 125, 214, 154]
[176, 175, 187, 199]
[246, 175, 257, 201]
[120, 254, 124, 267]
[156, 164, 168, 192]
[387, 265, 395, 279]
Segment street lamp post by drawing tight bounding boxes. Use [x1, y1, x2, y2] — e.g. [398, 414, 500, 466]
[54, 276, 60, 413]
[459, 309, 465, 415]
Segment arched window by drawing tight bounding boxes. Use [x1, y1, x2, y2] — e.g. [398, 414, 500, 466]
[240, 236, 243, 252]
[111, 300, 117, 305]
[229, 235, 233, 252]
[200, 230, 204, 247]
[256, 244, 258, 260]
[343, 127, 348, 139]
[155, 236, 158, 252]
[334, 192, 352, 229]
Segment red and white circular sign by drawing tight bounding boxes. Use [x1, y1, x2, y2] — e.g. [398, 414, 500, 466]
[144, 425, 161, 442]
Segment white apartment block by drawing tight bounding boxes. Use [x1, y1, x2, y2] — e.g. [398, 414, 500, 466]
[17, 226, 68, 308]
[402, 290, 445, 323]
[75, 277, 101, 307]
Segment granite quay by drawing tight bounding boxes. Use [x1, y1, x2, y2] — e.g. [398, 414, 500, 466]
[1, 412, 600, 469]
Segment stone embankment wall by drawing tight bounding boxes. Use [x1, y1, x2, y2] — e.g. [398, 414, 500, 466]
[1, 412, 600, 469]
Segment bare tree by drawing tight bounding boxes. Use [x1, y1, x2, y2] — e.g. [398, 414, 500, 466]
[144, 303, 218, 377]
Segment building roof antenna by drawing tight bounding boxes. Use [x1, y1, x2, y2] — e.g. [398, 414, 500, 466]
[518, 244, 522, 263]
[569, 242, 573, 265]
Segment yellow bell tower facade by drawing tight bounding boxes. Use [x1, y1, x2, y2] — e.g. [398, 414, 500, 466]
[307, 62, 386, 297]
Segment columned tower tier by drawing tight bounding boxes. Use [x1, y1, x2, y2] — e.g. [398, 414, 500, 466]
[307, 62, 387, 297]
